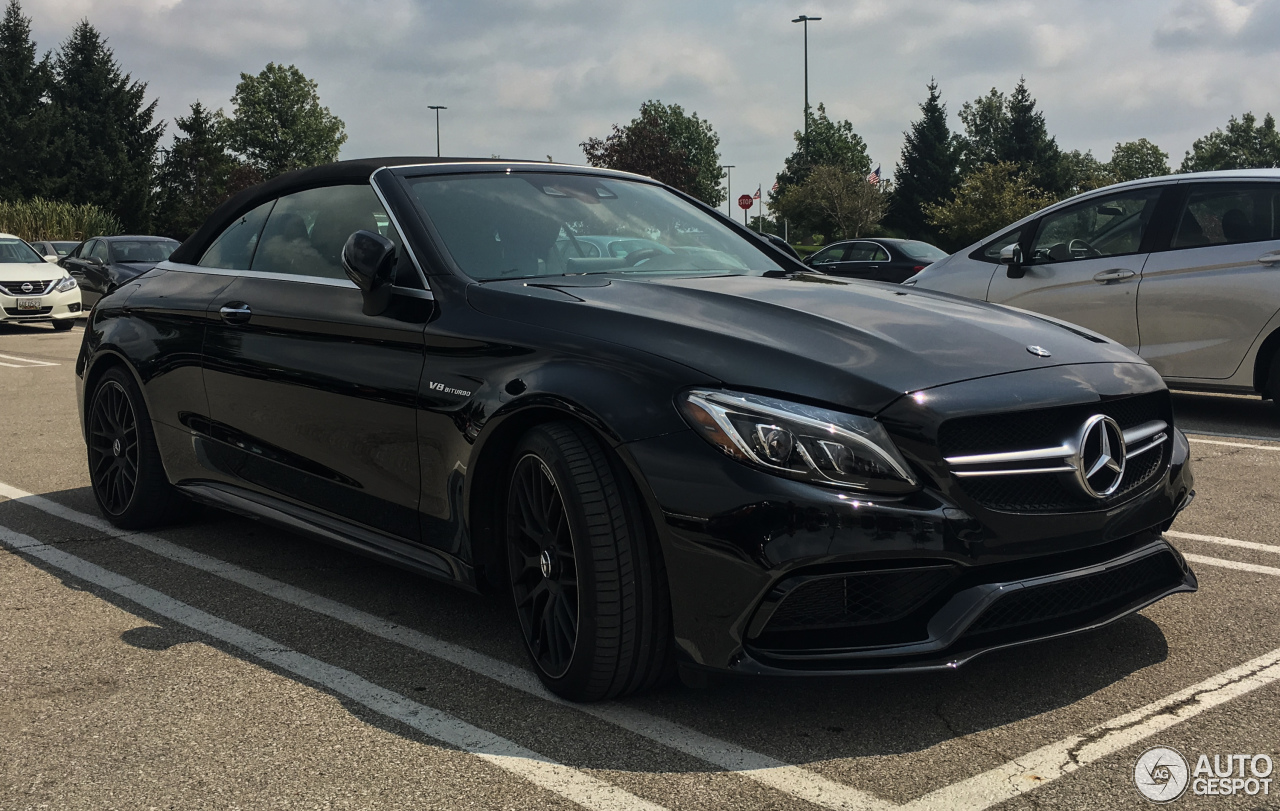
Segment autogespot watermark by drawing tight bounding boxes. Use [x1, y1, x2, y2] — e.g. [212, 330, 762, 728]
[1133, 746, 1274, 802]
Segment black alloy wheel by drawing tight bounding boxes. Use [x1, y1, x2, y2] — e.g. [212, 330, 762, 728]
[508, 453, 579, 679]
[86, 366, 184, 528]
[88, 378, 138, 516]
[504, 421, 674, 702]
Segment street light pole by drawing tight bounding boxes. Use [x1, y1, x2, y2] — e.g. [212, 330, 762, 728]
[428, 105, 447, 157]
[719, 164, 735, 216]
[791, 15, 821, 135]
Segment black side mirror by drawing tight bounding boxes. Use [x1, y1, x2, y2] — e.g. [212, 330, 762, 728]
[1000, 243, 1026, 279]
[342, 230, 397, 316]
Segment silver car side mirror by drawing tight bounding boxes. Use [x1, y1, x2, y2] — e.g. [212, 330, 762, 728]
[1000, 243, 1026, 279]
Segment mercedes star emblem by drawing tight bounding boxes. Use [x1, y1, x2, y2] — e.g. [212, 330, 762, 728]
[1073, 414, 1126, 498]
[1026, 345, 1051, 358]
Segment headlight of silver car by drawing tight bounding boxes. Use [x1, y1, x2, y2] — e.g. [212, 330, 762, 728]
[54, 276, 78, 292]
[678, 389, 917, 493]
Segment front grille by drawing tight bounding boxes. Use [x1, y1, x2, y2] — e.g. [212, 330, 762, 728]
[766, 566, 957, 632]
[0, 280, 54, 296]
[939, 392, 1171, 512]
[963, 551, 1184, 637]
[3, 306, 53, 316]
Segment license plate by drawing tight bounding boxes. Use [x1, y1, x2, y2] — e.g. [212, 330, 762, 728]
[16, 298, 41, 310]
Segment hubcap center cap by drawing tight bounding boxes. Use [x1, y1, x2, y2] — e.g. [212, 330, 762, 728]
[111, 438, 122, 457]
[539, 549, 554, 579]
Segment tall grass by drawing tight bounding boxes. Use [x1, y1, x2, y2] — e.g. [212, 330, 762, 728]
[0, 198, 121, 242]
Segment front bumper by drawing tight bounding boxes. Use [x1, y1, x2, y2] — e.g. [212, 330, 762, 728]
[0, 285, 83, 323]
[622, 365, 1195, 675]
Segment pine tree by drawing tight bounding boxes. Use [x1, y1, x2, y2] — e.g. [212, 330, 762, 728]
[0, 0, 50, 200]
[1003, 78, 1065, 194]
[45, 20, 163, 231]
[886, 80, 959, 241]
[152, 101, 245, 240]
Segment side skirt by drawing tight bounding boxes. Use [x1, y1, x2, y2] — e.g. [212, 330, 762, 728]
[178, 481, 476, 590]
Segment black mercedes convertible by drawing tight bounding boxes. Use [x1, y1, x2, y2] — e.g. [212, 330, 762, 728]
[76, 157, 1196, 701]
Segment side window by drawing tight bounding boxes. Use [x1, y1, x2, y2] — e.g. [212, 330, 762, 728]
[1172, 184, 1279, 249]
[198, 200, 274, 270]
[809, 245, 847, 265]
[870, 244, 890, 262]
[846, 242, 888, 262]
[1029, 188, 1162, 264]
[251, 184, 401, 280]
[976, 226, 1025, 263]
[68, 241, 86, 259]
[89, 240, 110, 263]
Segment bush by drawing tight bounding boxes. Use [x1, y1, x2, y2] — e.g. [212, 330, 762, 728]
[0, 197, 122, 242]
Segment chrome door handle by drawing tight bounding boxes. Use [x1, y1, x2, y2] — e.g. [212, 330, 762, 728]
[1258, 252, 1280, 265]
[219, 302, 252, 324]
[1093, 268, 1136, 283]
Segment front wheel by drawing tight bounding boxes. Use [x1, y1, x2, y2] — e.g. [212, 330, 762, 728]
[505, 421, 672, 701]
[86, 366, 185, 528]
[51, 319, 73, 332]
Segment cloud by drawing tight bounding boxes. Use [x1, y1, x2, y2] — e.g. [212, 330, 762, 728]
[19, 0, 1280, 213]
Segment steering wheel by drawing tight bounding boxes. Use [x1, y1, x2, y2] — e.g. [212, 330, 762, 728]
[622, 248, 664, 267]
[1068, 238, 1099, 258]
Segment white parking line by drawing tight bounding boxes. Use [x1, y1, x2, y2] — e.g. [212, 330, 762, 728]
[0, 353, 58, 368]
[1166, 529, 1280, 555]
[5, 480, 1280, 811]
[1184, 553, 1280, 578]
[904, 645, 1280, 811]
[0, 481, 889, 811]
[0, 522, 668, 811]
[1188, 436, 1280, 451]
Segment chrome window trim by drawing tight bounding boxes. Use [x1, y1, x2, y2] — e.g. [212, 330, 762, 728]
[369, 167, 434, 299]
[166, 263, 359, 289]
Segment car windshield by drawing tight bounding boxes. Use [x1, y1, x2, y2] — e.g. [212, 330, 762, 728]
[405, 172, 782, 281]
[51, 241, 78, 256]
[0, 238, 44, 263]
[111, 240, 177, 263]
[897, 241, 948, 262]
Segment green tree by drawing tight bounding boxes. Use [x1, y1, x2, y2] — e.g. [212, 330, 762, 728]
[886, 80, 960, 241]
[581, 100, 724, 206]
[773, 103, 872, 194]
[924, 161, 1055, 249]
[44, 20, 163, 232]
[152, 101, 252, 240]
[1059, 149, 1114, 195]
[1180, 112, 1280, 172]
[775, 166, 888, 240]
[1108, 138, 1170, 182]
[221, 63, 347, 179]
[958, 79, 1066, 194]
[0, 0, 50, 200]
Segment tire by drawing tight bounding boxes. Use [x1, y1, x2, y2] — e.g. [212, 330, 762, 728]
[505, 421, 672, 702]
[86, 366, 185, 529]
[51, 319, 73, 332]
[1268, 351, 1280, 402]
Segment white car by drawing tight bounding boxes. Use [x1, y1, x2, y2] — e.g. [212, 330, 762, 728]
[0, 233, 83, 330]
[907, 169, 1280, 399]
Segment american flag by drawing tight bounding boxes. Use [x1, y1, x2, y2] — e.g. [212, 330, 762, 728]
[752, 186, 761, 200]
[867, 165, 881, 185]
[770, 181, 779, 193]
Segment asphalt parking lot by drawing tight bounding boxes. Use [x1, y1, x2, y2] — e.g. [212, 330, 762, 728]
[1, 322, 1278, 811]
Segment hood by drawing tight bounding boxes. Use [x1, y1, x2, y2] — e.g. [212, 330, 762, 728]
[0, 261, 67, 280]
[467, 273, 1147, 414]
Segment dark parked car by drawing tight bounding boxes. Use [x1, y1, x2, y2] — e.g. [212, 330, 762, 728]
[805, 237, 949, 283]
[61, 235, 179, 309]
[77, 158, 1196, 702]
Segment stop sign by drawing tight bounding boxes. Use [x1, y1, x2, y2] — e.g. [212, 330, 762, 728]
[738, 194, 753, 210]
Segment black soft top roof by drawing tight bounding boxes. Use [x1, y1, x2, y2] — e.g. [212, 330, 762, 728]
[169, 156, 504, 265]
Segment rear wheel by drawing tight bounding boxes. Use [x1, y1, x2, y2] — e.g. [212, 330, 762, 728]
[86, 366, 184, 528]
[505, 421, 672, 701]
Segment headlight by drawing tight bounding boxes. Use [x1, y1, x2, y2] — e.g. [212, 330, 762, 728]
[901, 279, 917, 286]
[677, 389, 917, 493]
[54, 276, 77, 292]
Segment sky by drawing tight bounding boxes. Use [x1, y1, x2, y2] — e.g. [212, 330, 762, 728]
[21, 0, 1280, 216]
